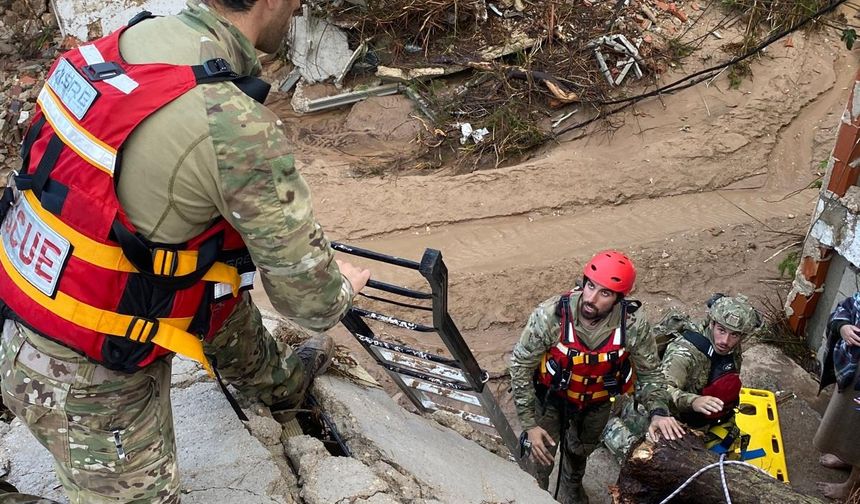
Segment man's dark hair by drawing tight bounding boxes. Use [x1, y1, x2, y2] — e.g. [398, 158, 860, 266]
[209, 0, 258, 12]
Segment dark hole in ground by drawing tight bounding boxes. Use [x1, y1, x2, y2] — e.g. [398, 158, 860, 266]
[295, 393, 351, 457]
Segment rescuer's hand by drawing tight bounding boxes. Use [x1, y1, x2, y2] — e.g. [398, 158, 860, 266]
[647, 415, 684, 442]
[336, 259, 371, 296]
[692, 395, 725, 415]
[527, 426, 556, 466]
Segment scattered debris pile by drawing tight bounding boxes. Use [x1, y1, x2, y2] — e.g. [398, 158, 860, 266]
[278, 0, 840, 171]
[282, 0, 677, 169]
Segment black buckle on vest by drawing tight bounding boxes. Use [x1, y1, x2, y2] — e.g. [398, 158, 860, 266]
[127, 10, 155, 28]
[550, 362, 572, 392]
[203, 58, 236, 78]
[581, 376, 601, 386]
[585, 354, 599, 365]
[125, 317, 159, 344]
[82, 61, 125, 82]
[152, 248, 180, 277]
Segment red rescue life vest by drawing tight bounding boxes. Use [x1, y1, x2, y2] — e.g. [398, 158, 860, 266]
[0, 20, 265, 376]
[534, 292, 636, 408]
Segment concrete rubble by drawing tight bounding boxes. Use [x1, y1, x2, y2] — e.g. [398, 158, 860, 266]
[288, 7, 355, 85]
[0, 313, 556, 503]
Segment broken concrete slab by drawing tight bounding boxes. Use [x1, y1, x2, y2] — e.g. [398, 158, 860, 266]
[0, 367, 295, 504]
[173, 381, 296, 503]
[300, 455, 390, 504]
[313, 375, 557, 504]
[741, 343, 829, 414]
[288, 9, 355, 84]
[51, 0, 185, 40]
[285, 435, 395, 504]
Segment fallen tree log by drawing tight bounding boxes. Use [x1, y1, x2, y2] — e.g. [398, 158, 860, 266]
[611, 434, 826, 504]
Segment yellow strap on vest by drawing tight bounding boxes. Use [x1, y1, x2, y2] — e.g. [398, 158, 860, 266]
[23, 192, 241, 295]
[0, 239, 214, 376]
[566, 389, 610, 401]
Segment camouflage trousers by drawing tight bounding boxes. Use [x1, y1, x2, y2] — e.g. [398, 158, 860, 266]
[531, 397, 612, 504]
[0, 294, 305, 504]
[602, 396, 650, 464]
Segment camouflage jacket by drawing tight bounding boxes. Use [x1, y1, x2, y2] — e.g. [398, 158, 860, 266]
[111, 1, 352, 332]
[510, 292, 671, 430]
[661, 320, 743, 414]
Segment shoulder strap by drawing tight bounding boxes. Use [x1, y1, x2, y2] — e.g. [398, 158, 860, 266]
[557, 293, 573, 344]
[682, 329, 715, 358]
[191, 58, 271, 104]
[127, 10, 156, 28]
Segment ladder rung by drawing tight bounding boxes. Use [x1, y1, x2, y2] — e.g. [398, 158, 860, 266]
[377, 348, 468, 384]
[422, 400, 493, 427]
[380, 361, 475, 391]
[353, 308, 435, 332]
[402, 376, 481, 407]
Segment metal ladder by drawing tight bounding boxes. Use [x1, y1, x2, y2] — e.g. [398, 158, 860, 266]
[333, 242, 520, 462]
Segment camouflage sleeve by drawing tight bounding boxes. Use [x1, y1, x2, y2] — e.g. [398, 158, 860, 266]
[510, 296, 561, 430]
[204, 84, 352, 332]
[660, 340, 702, 413]
[625, 309, 671, 414]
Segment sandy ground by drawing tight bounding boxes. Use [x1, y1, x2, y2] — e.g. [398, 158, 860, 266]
[255, 25, 855, 357]
[251, 19, 859, 503]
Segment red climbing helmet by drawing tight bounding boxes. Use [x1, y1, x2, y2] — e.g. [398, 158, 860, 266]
[583, 250, 637, 296]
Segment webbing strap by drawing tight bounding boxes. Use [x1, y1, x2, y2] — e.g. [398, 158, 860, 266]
[19, 116, 46, 170]
[127, 10, 155, 28]
[29, 134, 63, 201]
[191, 59, 271, 104]
[212, 357, 249, 422]
[17, 192, 241, 292]
[682, 330, 715, 357]
[0, 238, 214, 376]
[111, 220, 224, 291]
[566, 389, 609, 401]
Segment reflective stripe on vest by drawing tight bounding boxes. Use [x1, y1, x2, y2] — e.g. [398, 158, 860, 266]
[37, 85, 117, 174]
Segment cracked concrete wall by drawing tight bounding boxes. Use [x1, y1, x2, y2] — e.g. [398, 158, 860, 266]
[787, 70, 860, 343]
[803, 254, 860, 351]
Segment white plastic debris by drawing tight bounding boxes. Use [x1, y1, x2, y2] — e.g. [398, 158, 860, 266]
[471, 127, 490, 143]
[458, 123, 490, 144]
[17, 110, 30, 125]
[459, 123, 474, 145]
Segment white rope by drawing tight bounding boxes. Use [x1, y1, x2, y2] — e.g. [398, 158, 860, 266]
[719, 454, 732, 504]
[658, 455, 772, 504]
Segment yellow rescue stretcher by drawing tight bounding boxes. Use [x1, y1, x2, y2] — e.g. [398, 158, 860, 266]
[731, 387, 790, 482]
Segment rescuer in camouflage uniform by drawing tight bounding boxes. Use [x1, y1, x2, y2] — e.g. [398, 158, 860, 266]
[603, 294, 762, 462]
[510, 250, 682, 504]
[0, 0, 370, 502]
